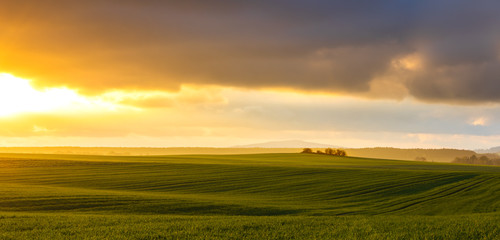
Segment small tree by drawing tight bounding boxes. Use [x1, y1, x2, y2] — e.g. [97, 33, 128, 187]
[301, 148, 313, 154]
[325, 148, 334, 155]
[335, 149, 347, 156]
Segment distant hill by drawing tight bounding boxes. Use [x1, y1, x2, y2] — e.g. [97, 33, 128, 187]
[346, 148, 476, 163]
[0, 146, 477, 162]
[475, 146, 500, 154]
[231, 140, 339, 148]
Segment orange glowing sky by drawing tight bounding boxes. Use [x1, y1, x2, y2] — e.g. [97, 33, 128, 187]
[2, 1, 500, 149]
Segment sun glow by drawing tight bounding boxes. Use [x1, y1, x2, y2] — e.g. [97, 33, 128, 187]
[0, 73, 117, 117]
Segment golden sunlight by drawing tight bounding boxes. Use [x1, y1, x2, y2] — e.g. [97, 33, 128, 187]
[0, 73, 117, 117]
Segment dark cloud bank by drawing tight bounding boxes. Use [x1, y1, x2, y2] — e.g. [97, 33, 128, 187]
[1, 0, 500, 103]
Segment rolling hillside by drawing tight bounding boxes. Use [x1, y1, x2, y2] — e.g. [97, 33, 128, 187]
[0, 153, 498, 215]
[0, 153, 498, 239]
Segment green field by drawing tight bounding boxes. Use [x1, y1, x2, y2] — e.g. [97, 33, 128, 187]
[0, 153, 498, 239]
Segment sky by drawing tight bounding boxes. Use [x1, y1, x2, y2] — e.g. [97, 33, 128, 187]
[1, 1, 500, 149]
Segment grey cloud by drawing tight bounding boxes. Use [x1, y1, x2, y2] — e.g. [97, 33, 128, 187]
[409, 63, 500, 103]
[1, 1, 500, 102]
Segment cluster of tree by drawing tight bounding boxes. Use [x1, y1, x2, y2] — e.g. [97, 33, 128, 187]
[453, 155, 500, 166]
[301, 148, 347, 156]
[415, 156, 427, 162]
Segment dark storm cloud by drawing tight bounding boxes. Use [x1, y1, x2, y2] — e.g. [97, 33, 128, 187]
[1, 0, 499, 102]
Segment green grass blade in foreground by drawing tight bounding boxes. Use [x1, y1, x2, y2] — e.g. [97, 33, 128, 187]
[0, 213, 498, 240]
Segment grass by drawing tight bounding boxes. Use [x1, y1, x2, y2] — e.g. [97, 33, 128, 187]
[1, 213, 499, 240]
[0, 153, 498, 239]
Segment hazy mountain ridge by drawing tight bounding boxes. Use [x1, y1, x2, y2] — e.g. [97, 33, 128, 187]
[475, 146, 500, 154]
[231, 140, 339, 148]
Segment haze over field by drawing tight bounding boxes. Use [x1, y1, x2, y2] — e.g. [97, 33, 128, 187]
[2, 1, 500, 149]
[0, 146, 477, 163]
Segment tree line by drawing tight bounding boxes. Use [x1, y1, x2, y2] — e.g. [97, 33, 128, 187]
[453, 154, 500, 166]
[301, 148, 347, 156]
